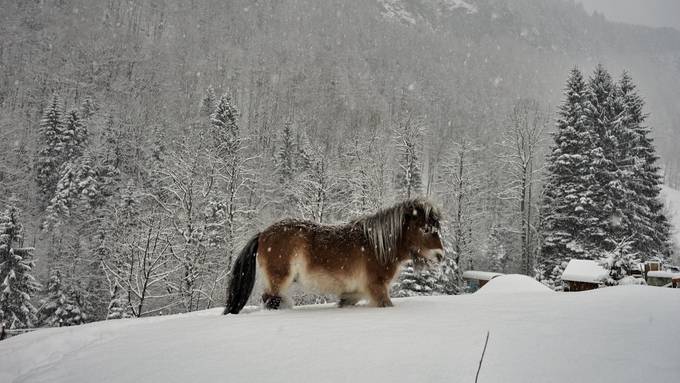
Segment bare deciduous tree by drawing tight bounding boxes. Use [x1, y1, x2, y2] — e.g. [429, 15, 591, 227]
[499, 99, 548, 275]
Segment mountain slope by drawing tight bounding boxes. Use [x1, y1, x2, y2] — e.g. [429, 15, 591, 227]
[1, 282, 678, 383]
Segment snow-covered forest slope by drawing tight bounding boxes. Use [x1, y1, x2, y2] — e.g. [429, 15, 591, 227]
[1, 278, 678, 383]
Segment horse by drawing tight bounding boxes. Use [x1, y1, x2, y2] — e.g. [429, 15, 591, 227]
[223, 198, 444, 314]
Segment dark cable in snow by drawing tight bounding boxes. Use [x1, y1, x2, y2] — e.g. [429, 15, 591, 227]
[475, 331, 490, 383]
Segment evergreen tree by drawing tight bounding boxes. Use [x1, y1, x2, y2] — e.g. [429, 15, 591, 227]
[38, 271, 86, 327]
[106, 285, 132, 320]
[0, 207, 40, 329]
[584, 64, 625, 255]
[44, 161, 79, 227]
[392, 260, 459, 297]
[36, 94, 64, 202]
[274, 121, 315, 216]
[392, 263, 439, 297]
[210, 93, 240, 157]
[200, 85, 217, 117]
[209, 93, 253, 283]
[76, 153, 100, 208]
[80, 98, 97, 119]
[598, 238, 642, 286]
[537, 261, 567, 291]
[617, 72, 672, 260]
[276, 121, 297, 183]
[541, 68, 595, 269]
[60, 109, 88, 161]
[543, 65, 672, 269]
[486, 223, 510, 273]
[101, 114, 122, 170]
[436, 256, 461, 295]
[44, 154, 100, 228]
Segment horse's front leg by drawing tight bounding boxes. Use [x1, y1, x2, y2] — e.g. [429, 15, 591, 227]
[338, 292, 361, 307]
[368, 283, 393, 307]
[262, 292, 283, 310]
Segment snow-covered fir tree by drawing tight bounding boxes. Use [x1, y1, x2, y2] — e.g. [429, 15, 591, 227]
[210, 93, 252, 258]
[210, 93, 240, 157]
[38, 271, 87, 327]
[80, 98, 97, 119]
[542, 65, 672, 272]
[393, 257, 459, 297]
[276, 121, 299, 183]
[435, 255, 461, 295]
[77, 153, 101, 208]
[392, 263, 438, 297]
[541, 68, 595, 268]
[541, 261, 567, 291]
[44, 161, 78, 228]
[274, 121, 315, 216]
[106, 285, 132, 320]
[200, 85, 217, 117]
[0, 207, 40, 329]
[485, 223, 510, 273]
[101, 114, 122, 171]
[584, 64, 625, 255]
[44, 153, 100, 228]
[598, 238, 642, 286]
[36, 94, 64, 202]
[59, 109, 88, 161]
[617, 72, 672, 260]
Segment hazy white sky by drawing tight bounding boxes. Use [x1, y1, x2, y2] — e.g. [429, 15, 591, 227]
[578, 0, 680, 30]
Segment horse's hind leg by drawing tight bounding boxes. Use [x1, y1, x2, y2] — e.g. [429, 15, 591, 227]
[260, 259, 294, 310]
[368, 283, 393, 308]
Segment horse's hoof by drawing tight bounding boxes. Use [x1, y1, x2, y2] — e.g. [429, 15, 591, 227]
[263, 293, 282, 310]
[338, 299, 356, 308]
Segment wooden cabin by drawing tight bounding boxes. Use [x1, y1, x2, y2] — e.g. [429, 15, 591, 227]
[646, 271, 680, 287]
[462, 270, 504, 293]
[561, 259, 607, 292]
[644, 261, 661, 274]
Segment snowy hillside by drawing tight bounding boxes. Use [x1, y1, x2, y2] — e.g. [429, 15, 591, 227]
[1, 277, 679, 383]
[663, 186, 680, 247]
[379, 0, 477, 24]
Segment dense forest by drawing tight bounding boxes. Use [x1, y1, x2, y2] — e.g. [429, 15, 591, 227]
[0, 0, 679, 327]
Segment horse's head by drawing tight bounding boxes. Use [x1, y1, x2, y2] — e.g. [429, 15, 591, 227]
[402, 200, 444, 268]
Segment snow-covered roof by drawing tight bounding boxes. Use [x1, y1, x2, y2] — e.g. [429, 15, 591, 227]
[561, 259, 608, 284]
[462, 270, 503, 281]
[647, 271, 680, 279]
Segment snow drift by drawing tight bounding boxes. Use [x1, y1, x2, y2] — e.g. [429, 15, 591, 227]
[1, 286, 679, 383]
[475, 273, 553, 294]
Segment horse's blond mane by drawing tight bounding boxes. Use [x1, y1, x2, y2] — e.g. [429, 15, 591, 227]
[353, 198, 441, 264]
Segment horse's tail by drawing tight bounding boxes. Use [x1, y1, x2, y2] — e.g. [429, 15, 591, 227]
[224, 233, 259, 315]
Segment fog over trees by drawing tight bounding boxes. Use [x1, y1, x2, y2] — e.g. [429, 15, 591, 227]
[0, 0, 678, 327]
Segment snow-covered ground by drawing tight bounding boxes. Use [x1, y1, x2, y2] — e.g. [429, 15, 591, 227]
[1, 276, 679, 383]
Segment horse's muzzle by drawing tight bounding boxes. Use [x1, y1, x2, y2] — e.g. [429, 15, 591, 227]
[423, 249, 444, 263]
